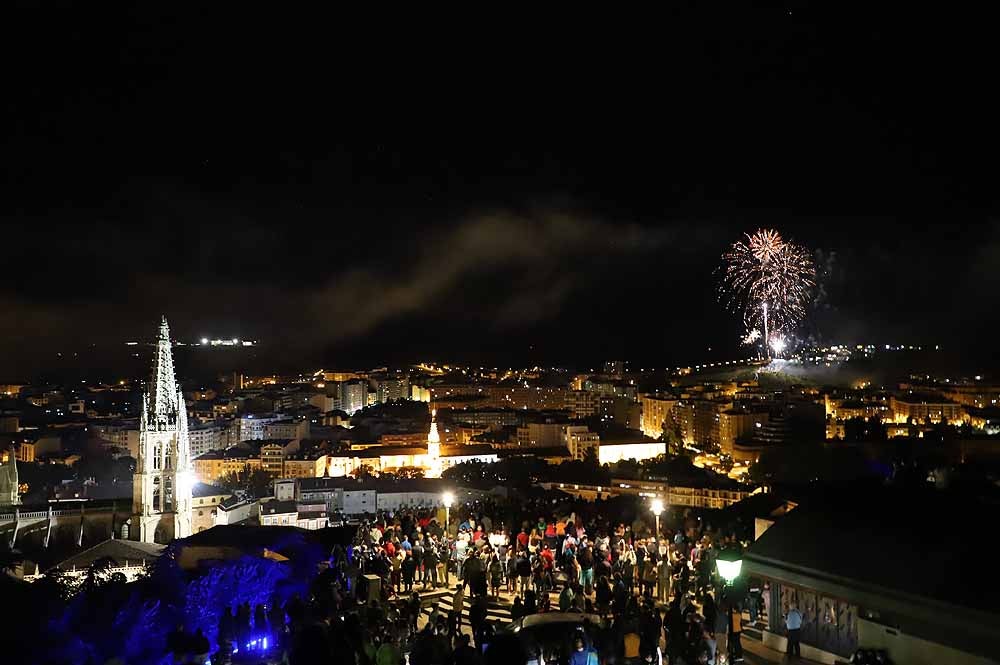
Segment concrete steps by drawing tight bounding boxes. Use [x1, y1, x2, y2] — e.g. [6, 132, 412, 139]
[741, 611, 767, 642]
[415, 589, 515, 624]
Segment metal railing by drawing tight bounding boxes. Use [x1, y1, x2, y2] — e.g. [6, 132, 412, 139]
[0, 504, 117, 523]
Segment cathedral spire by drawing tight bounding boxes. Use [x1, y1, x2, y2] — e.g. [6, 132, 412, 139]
[426, 408, 442, 478]
[133, 316, 193, 543]
[148, 316, 179, 428]
[428, 408, 440, 445]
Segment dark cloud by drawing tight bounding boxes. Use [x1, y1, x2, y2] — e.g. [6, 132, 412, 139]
[303, 214, 684, 342]
[0, 211, 711, 374]
[4, 208, 999, 378]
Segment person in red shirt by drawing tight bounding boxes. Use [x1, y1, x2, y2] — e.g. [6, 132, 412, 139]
[540, 544, 555, 589]
[517, 528, 529, 551]
[540, 544, 555, 568]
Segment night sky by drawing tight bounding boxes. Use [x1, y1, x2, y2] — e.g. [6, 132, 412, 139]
[3, 6, 999, 379]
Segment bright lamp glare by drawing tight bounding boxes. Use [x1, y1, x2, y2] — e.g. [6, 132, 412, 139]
[442, 491, 454, 507]
[650, 498, 665, 516]
[175, 469, 193, 498]
[717, 558, 742, 583]
[769, 336, 786, 354]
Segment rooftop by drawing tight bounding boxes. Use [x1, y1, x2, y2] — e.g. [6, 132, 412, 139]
[497, 446, 571, 458]
[893, 392, 957, 405]
[442, 444, 497, 457]
[53, 538, 164, 572]
[746, 489, 999, 615]
[194, 446, 257, 461]
[219, 495, 255, 510]
[300, 476, 460, 495]
[192, 482, 230, 498]
[258, 438, 296, 446]
[177, 524, 311, 551]
[261, 499, 297, 515]
[745, 489, 1000, 659]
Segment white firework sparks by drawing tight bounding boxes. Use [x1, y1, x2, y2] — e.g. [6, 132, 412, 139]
[718, 228, 816, 353]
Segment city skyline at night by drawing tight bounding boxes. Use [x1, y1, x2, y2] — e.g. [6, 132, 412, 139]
[3, 5, 1000, 665]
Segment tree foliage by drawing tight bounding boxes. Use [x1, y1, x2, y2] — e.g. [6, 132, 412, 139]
[842, 416, 887, 443]
[379, 467, 425, 481]
[350, 463, 376, 480]
[29, 531, 325, 665]
[217, 464, 272, 498]
[662, 422, 684, 456]
[442, 457, 549, 488]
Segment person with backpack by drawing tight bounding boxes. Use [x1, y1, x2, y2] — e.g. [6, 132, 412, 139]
[402, 551, 417, 593]
[423, 542, 440, 590]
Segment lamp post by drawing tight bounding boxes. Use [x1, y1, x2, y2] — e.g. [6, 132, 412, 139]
[716, 546, 744, 665]
[442, 491, 455, 588]
[442, 491, 454, 534]
[649, 499, 664, 547]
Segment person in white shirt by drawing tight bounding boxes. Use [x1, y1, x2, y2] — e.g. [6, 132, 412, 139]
[785, 604, 803, 658]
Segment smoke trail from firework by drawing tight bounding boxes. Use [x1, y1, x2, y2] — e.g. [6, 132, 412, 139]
[718, 229, 816, 344]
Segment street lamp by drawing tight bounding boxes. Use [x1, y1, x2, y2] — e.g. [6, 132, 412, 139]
[716, 550, 742, 585]
[716, 546, 744, 664]
[442, 491, 454, 533]
[650, 497, 664, 543]
[441, 491, 456, 589]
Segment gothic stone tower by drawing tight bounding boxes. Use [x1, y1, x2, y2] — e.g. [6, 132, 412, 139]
[131, 317, 193, 543]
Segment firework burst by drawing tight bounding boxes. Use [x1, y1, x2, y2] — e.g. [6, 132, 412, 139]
[718, 229, 816, 351]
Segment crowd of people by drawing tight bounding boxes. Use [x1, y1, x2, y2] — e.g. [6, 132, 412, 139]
[176, 494, 759, 665]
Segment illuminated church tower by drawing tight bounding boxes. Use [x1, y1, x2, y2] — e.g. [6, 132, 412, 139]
[131, 317, 193, 543]
[0, 447, 19, 507]
[426, 409, 442, 478]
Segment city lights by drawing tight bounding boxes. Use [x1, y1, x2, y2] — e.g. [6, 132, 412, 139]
[7, 19, 997, 665]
